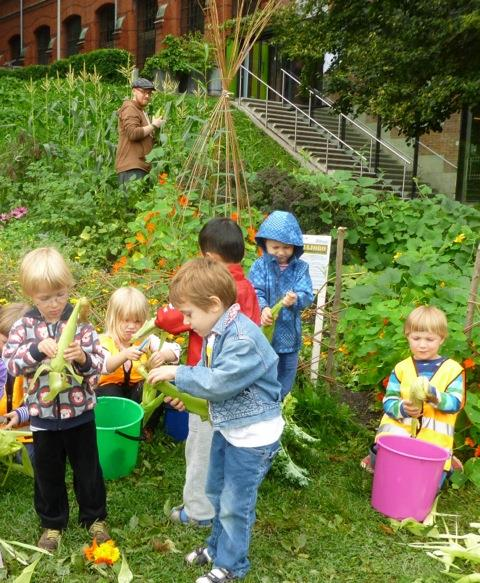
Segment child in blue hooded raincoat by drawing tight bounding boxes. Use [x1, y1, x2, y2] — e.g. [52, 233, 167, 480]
[249, 211, 314, 399]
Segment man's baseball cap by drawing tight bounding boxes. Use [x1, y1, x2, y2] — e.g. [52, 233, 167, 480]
[132, 78, 155, 90]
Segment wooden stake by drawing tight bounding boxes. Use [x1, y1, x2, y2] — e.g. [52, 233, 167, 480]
[465, 243, 480, 339]
[325, 227, 347, 392]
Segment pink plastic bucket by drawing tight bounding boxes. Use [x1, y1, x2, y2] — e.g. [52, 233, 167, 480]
[371, 435, 449, 521]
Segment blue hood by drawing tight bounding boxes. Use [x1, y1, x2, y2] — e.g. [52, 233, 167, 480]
[255, 211, 304, 258]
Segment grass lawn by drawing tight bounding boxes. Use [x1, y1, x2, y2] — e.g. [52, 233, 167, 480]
[1, 396, 478, 583]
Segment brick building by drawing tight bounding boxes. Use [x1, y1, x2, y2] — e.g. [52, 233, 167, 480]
[0, 1, 477, 201]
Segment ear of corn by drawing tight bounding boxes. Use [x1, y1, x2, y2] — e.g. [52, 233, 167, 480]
[408, 376, 429, 437]
[262, 298, 284, 343]
[130, 318, 157, 344]
[137, 364, 209, 422]
[0, 429, 34, 484]
[29, 298, 89, 402]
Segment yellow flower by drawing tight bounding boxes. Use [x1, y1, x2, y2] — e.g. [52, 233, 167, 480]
[175, 336, 186, 344]
[84, 539, 120, 566]
[454, 233, 466, 244]
[148, 298, 159, 305]
[393, 251, 402, 261]
[0, 298, 7, 305]
[440, 281, 446, 288]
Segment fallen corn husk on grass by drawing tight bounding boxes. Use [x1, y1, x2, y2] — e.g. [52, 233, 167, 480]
[406, 511, 480, 578]
[271, 394, 320, 487]
[28, 297, 90, 402]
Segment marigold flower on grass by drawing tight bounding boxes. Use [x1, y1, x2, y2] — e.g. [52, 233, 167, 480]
[465, 437, 476, 448]
[84, 539, 120, 566]
[463, 358, 475, 369]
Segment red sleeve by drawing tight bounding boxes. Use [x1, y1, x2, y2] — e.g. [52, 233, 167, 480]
[155, 305, 190, 335]
[236, 280, 261, 325]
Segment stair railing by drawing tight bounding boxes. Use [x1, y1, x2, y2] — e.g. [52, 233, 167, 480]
[238, 65, 368, 176]
[280, 68, 412, 196]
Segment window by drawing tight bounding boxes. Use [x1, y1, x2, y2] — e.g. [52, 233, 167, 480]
[97, 4, 115, 49]
[232, 0, 260, 17]
[8, 35, 21, 65]
[137, 0, 157, 69]
[181, 0, 205, 35]
[35, 26, 50, 65]
[64, 15, 82, 56]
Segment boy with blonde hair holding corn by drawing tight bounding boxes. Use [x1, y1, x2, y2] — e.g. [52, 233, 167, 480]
[363, 305, 465, 485]
[3, 247, 108, 552]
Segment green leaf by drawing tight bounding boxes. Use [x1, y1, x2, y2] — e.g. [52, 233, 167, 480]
[117, 553, 133, 583]
[12, 557, 41, 583]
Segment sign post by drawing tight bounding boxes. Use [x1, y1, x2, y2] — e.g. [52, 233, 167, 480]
[302, 234, 332, 381]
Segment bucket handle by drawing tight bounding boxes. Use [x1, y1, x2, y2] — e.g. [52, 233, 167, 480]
[115, 429, 146, 442]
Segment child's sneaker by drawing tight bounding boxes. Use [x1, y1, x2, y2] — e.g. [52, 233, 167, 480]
[195, 567, 237, 582]
[88, 520, 110, 543]
[170, 505, 213, 527]
[185, 546, 212, 566]
[360, 455, 374, 474]
[38, 528, 61, 552]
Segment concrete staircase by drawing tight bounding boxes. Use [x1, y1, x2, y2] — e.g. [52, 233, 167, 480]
[237, 98, 413, 195]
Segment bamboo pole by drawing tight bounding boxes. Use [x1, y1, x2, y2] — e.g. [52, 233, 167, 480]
[465, 243, 480, 339]
[325, 227, 347, 392]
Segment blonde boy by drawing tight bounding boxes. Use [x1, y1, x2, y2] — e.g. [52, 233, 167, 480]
[3, 247, 108, 551]
[368, 306, 465, 483]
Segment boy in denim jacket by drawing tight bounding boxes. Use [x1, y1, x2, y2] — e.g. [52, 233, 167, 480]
[249, 211, 314, 398]
[148, 258, 283, 583]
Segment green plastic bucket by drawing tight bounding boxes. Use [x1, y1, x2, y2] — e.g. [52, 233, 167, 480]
[95, 397, 144, 480]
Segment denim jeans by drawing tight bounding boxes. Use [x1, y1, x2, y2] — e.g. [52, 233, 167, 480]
[117, 169, 147, 186]
[277, 351, 299, 399]
[205, 431, 280, 578]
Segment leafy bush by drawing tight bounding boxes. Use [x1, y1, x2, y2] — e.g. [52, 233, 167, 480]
[142, 34, 214, 79]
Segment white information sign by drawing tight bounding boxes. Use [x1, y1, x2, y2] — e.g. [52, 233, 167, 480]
[302, 234, 332, 381]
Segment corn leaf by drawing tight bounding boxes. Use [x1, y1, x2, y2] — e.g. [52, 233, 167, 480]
[117, 553, 134, 583]
[12, 557, 41, 583]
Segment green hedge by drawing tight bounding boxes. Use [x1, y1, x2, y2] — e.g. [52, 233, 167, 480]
[0, 49, 132, 83]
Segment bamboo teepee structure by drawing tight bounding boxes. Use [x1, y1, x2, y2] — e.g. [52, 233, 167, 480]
[177, 0, 284, 223]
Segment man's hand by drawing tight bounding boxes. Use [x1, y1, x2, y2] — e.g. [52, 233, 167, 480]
[261, 307, 273, 326]
[152, 116, 165, 129]
[63, 341, 86, 365]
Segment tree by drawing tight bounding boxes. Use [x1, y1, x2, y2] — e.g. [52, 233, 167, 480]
[273, 0, 480, 140]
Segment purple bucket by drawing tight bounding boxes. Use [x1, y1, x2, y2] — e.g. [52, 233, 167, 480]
[371, 435, 449, 521]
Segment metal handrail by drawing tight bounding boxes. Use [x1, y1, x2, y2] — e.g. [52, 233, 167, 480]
[418, 141, 458, 170]
[238, 65, 368, 175]
[281, 68, 412, 165]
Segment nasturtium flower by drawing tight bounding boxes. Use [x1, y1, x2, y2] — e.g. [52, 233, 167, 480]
[465, 437, 475, 447]
[463, 358, 475, 369]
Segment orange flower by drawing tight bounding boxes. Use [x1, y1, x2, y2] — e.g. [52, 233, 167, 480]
[230, 212, 239, 222]
[144, 210, 159, 222]
[146, 222, 155, 234]
[463, 358, 476, 369]
[84, 538, 97, 561]
[382, 376, 389, 388]
[158, 172, 168, 185]
[126, 242, 135, 251]
[375, 392, 385, 402]
[84, 539, 120, 566]
[136, 232, 147, 244]
[247, 226, 256, 243]
[465, 436, 476, 447]
[475, 445, 480, 458]
[158, 258, 167, 268]
[112, 256, 127, 273]
[178, 194, 189, 208]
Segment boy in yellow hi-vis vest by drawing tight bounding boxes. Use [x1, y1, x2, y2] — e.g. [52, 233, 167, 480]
[362, 306, 465, 487]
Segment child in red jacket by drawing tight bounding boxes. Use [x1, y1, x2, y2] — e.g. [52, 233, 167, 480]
[155, 218, 260, 526]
